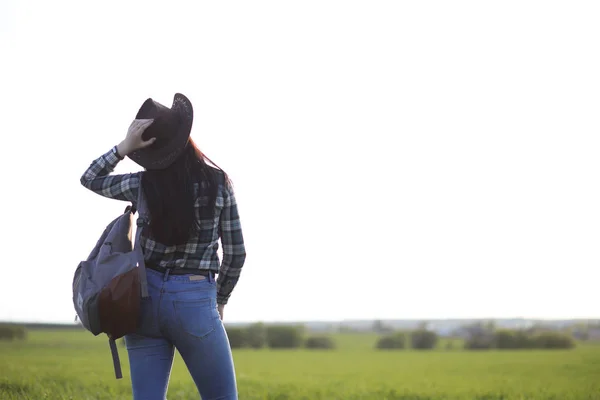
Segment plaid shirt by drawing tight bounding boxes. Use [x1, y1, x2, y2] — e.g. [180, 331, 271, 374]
[80, 147, 246, 305]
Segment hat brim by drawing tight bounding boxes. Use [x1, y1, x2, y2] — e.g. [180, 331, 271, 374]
[128, 93, 193, 170]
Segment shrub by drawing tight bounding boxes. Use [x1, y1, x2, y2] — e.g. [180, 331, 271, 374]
[245, 322, 267, 349]
[305, 336, 336, 350]
[532, 332, 575, 349]
[462, 323, 495, 350]
[410, 330, 438, 350]
[0, 324, 27, 341]
[266, 325, 304, 349]
[494, 329, 534, 349]
[376, 332, 406, 350]
[225, 327, 247, 349]
[464, 335, 494, 350]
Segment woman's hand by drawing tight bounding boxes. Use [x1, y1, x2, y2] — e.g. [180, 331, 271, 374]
[117, 119, 156, 157]
[218, 304, 225, 321]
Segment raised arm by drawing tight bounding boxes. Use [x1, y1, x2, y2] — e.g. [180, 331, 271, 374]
[80, 119, 155, 202]
[80, 146, 139, 202]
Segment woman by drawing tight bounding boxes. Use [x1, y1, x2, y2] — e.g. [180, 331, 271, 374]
[80, 93, 246, 400]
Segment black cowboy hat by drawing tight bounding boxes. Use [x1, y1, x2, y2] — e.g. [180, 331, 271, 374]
[128, 93, 193, 170]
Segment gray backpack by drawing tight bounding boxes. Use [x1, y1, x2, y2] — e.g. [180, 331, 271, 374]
[73, 175, 150, 379]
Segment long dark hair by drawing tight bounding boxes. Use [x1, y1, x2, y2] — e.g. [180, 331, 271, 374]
[141, 138, 228, 246]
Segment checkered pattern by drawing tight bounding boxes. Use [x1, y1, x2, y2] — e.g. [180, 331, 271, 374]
[81, 147, 246, 305]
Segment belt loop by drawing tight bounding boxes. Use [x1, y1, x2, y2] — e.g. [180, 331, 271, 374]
[163, 268, 171, 282]
[208, 271, 213, 284]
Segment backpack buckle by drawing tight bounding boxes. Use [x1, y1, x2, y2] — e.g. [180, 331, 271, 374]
[136, 218, 148, 227]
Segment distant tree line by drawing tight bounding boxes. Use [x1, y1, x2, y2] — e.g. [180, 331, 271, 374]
[0, 320, 579, 351]
[376, 329, 439, 350]
[464, 328, 575, 350]
[0, 324, 27, 341]
[225, 323, 335, 350]
[375, 327, 575, 351]
[569, 321, 600, 341]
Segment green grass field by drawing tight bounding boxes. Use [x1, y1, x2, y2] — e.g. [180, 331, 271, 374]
[1, 329, 600, 399]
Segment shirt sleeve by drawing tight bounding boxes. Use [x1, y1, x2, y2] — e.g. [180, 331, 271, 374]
[80, 146, 140, 203]
[216, 183, 247, 305]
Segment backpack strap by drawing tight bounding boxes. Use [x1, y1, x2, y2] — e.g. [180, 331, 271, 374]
[106, 174, 149, 380]
[108, 337, 123, 379]
[134, 173, 150, 298]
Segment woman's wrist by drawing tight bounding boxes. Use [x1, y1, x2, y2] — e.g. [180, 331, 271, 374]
[116, 141, 132, 158]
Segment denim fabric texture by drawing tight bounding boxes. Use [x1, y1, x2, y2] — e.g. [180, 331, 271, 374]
[125, 268, 237, 400]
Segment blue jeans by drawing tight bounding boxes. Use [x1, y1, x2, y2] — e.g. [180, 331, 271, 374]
[125, 268, 237, 400]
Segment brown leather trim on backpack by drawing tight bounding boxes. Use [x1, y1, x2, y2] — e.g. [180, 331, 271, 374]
[98, 268, 141, 339]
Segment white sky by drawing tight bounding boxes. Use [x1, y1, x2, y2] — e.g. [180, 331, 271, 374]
[1, 0, 599, 324]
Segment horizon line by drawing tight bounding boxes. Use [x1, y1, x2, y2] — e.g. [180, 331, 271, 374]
[2, 316, 600, 326]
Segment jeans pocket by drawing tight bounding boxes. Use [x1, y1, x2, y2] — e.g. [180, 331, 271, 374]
[173, 298, 217, 339]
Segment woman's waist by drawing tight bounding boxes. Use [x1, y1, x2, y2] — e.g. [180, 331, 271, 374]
[145, 260, 217, 276]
